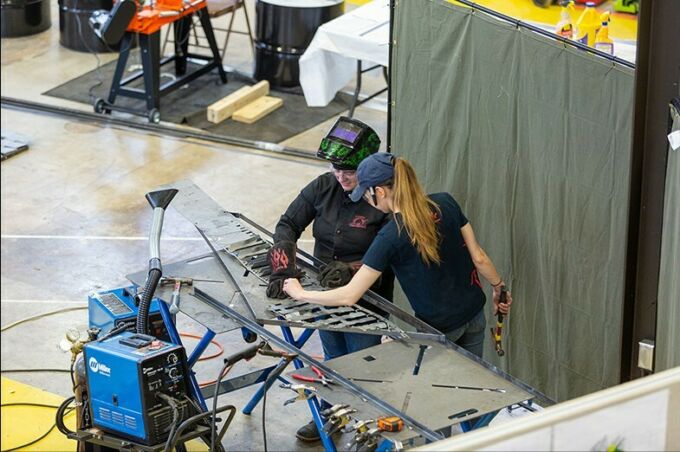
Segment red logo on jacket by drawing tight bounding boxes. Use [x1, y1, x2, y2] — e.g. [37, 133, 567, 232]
[349, 215, 368, 229]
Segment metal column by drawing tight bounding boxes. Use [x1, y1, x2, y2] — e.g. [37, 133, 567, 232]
[621, 0, 680, 381]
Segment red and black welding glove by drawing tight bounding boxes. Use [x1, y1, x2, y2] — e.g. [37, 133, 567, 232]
[266, 241, 303, 299]
[317, 260, 360, 288]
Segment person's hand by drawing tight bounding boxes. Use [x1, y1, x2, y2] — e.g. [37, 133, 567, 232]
[266, 278, 286, 299]
[283, 278, 305, 300]
[492, 285, 513, 316]
[317, 260, 355, 288]
[266, 241, 297, 299]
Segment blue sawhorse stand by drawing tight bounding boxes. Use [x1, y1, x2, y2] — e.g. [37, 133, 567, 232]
[243, 326, 337, 452]
[156, 296, 213, 412]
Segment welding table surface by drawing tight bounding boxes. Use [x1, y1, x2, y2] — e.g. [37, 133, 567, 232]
[286, 341, 533, 441]
[126, 254, 257, 333]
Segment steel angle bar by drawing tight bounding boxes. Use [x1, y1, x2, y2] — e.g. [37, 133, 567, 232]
[192, 286, 443, 442]
[196, 228, 258, 322]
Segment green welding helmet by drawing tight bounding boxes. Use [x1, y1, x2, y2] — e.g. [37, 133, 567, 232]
[317, 117, 381, 170]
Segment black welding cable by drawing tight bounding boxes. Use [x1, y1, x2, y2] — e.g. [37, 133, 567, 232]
[157, 393, 182, 452]
[261, 367, 280, 452]
[55, 396, 77, 436]
[0, 403, 75, 452]
[70, 360, 77, 391]
[96, 321, 134, 342]
[211, 361, 234, 451]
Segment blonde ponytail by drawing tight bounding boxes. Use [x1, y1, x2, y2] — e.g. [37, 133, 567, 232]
[390, 158, 441, 265]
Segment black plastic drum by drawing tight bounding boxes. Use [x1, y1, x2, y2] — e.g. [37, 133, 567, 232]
[1, 0, 51, 37]
[58, 0, 128, 52]
[254, 0, 343, 88]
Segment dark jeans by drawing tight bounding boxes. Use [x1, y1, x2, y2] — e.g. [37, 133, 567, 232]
[443, 308, 486, 358]
[315, 330, 382, 412]
[318, 330, 382, 360]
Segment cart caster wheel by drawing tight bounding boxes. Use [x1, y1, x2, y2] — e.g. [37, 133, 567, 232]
[148, 109, 161, 124]
[94, 98, 106, 114]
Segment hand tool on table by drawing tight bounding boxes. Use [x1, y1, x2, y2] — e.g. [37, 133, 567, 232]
[351, 427, 382, 452]
[377, 416, 404, 432]
[322, 406, 357, 435]
[431, 383, 506, 393]
[158, 276, 223, 314]
[292, 365, 335, 389]
[490, 286, 508, 356]
[279, 383, 317, 406]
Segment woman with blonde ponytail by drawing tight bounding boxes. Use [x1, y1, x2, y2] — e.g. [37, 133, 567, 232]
[284, 153, 512, 357]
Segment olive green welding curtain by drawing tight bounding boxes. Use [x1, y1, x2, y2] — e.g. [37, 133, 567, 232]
[391, 0, 635, 401]
[656, 102, 680, 372]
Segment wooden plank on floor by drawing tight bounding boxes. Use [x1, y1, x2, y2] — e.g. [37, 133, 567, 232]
[232, 96, 284, 124]
[206, 81, 269, 124]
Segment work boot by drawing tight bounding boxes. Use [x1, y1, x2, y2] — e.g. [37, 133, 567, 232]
[295, 420, 321, 442]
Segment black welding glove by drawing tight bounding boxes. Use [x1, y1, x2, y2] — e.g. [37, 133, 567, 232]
[249, 253, 271, 276]
[317, 260, 356, 288]
[266, 241, 302, 299]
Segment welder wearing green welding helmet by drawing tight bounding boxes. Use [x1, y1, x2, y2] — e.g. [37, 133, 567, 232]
[266, 116, 394, 442]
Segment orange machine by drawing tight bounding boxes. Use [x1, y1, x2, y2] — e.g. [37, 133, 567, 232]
[127, 0, 207, 35]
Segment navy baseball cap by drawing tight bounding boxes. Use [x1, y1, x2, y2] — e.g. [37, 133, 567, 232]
[350, 152, 395, 202]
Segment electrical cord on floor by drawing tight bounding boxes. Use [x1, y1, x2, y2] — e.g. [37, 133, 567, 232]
[0, 306, 87, 332]
[1, 401, 75, 452]
[180, 332, 224, 360]
[1, 368, 71, 373]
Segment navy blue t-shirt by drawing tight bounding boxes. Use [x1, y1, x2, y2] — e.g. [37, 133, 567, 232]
[362, 193, 485, 332]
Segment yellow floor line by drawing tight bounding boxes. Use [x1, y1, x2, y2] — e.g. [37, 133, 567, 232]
[1, 377, 207, 451]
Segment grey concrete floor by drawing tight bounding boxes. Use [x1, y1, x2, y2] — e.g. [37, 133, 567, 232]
[0, 2, 530, 450]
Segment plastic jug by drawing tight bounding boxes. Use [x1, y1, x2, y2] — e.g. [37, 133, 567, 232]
[555, 0, 576, 39]
[594, 18, 614, 54]
[575, 2, 600, 47]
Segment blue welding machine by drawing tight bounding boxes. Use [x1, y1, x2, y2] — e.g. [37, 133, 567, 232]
[88, 287, 169, 340]
[84, 331, 192, 445]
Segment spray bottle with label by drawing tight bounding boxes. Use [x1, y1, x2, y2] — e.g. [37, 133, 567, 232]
[575, 1, 600, 47]
[594, 12, 614, 55]
[555, 0, 576, 39]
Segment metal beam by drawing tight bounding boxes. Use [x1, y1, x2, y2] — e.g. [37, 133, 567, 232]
[621, 0, 680, 381]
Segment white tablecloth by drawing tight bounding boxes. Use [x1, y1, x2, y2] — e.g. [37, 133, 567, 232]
[299, 0, 390, 107]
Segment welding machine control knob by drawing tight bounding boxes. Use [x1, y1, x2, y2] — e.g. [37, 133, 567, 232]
[167, 353, 178, 364]
[168, 367, 179, 379]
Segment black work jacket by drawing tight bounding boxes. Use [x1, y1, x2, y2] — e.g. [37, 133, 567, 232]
[273, 172, 394, 309]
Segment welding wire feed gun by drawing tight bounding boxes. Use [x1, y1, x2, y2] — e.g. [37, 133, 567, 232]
[56, 189, 238, 451]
